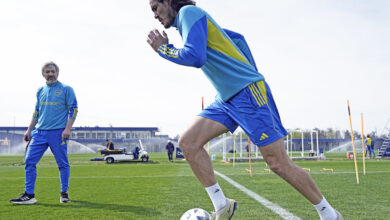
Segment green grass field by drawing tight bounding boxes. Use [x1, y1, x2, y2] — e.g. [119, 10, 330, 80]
[1, 152, 389, 219]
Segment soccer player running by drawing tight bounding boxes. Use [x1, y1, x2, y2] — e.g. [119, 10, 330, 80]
[10, 62, 78, 205]
[147, 1, 343, 219]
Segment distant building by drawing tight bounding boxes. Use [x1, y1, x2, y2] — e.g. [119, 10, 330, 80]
[0, 126, 165, 151]
[69, 126, 159, 142]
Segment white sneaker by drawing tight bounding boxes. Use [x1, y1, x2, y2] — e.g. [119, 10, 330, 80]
[60, 192, 71, 203]
[211, 198, 237, 220]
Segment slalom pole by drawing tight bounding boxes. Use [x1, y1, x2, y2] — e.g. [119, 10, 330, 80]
[248, 137, 253, 177]
[233, 134, 236, 167]
[361, 113, 366, 175]
[347, 100, 359, 184]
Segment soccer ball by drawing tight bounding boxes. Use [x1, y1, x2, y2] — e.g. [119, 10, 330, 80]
[180, 208, 212, 220]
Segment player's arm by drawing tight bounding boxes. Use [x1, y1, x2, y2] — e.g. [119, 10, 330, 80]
[148, 7, 207, 68]
[63, 87, 78, 139]
[24, 118, 38, 141]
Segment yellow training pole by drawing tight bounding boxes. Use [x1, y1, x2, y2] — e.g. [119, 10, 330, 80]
[233, 134, 236, 167]
[361, 113, 366, 175]
[347, 100, 359, 184]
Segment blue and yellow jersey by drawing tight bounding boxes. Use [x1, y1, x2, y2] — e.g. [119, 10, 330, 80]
[157, 5, 264, 101]
[33, 81, 78, 130]
[365, 137, 372, 146]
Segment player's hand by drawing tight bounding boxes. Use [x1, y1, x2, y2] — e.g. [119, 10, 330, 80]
[62, 128, 71, 140]
[23, 131, 31, 141]
[147, 29, 169, 52]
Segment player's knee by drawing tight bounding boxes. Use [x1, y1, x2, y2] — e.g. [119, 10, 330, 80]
[178, 136, 188, 149]
[178, 136, 198, 156]
[25, 163, 36, 170]
[267, 160, 290, 175]
[178, 137, 190, 152]
[57, 162, 70, 170]
[25, 158, 37, 166]
[268, 162, 282, 174]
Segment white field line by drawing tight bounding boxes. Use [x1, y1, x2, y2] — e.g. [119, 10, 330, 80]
[1, 170, 389, 179]
[215, 170, 302, 220]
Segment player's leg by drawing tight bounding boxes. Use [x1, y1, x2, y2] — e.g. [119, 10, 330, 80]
[260, 139, 323, 202]
[226, 80, 342, 219]
[179, 116, 228, 186]
[179, 114, 238, 218]
[368, 146, 375, 158]
[48, 129, 70, 203]
[260, 141, 341, 219]
[10, 130, 48, 204]
[25, 131, 49, 195]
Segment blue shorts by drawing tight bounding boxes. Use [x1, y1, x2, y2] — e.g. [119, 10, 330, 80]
[199, 80, 288, 147]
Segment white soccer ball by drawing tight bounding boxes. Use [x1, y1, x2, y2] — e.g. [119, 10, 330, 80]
[180, 208, 212, 220]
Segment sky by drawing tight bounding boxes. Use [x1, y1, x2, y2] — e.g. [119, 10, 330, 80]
[0, 0, 389, 138]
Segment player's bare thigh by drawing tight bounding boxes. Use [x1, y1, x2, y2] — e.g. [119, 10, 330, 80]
[179, 116, 228, 150]
[259, 138, 293, 170]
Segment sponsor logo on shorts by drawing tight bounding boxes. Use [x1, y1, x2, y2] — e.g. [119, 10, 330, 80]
[259, 133, 269, 141]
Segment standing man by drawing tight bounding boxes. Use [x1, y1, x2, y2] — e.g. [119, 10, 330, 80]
[166, 140, 175, 162]
[10, 62, 78, 204]
[365, 135, 375, 159]
[147, 1, 343, 219]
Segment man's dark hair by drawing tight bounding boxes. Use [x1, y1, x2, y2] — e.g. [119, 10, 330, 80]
[41, 61, 59, 73]
[158, 0, 196, 12]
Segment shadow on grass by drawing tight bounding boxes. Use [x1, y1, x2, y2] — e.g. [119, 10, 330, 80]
[114, 160, 160, 165]
[89, 160, 160, 165]
[38, 200, 160, 215]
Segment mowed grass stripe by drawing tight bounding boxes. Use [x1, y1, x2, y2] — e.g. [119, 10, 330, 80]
[1, 153, 390, 219]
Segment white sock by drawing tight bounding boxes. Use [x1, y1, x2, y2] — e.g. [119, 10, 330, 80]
[205, 183, 227, 211]
[314, 197, 337, 220]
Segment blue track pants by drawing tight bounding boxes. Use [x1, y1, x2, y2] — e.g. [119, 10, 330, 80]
[25, 129, 70, 194]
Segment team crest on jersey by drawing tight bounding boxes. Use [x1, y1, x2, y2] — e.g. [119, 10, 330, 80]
[55, 90, 62, 96]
